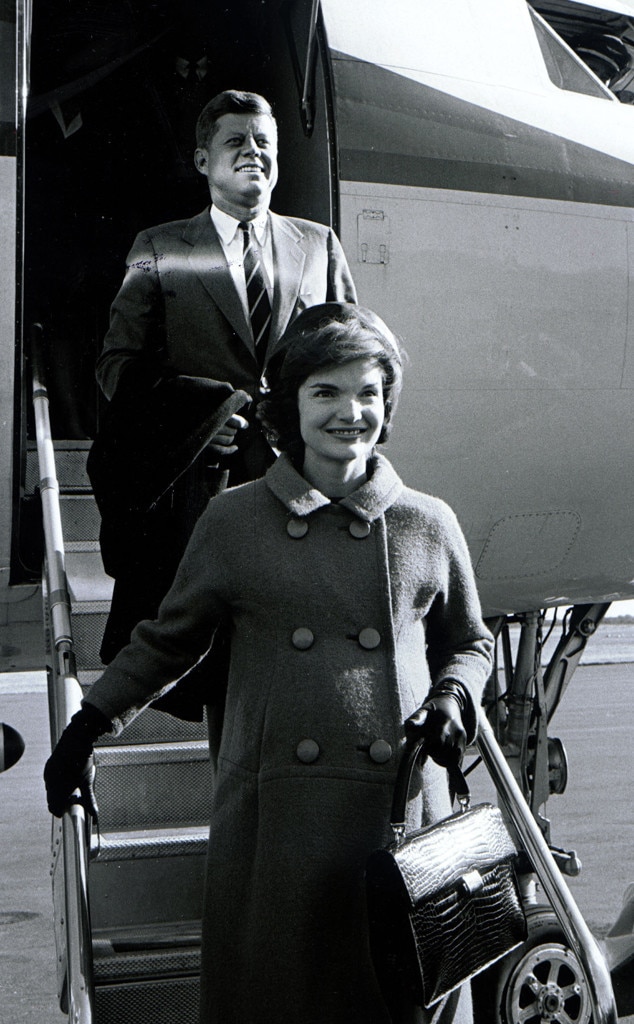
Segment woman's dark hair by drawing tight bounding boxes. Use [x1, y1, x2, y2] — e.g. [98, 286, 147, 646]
[258, 302, 404, 461]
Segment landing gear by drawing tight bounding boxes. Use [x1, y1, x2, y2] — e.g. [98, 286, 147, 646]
[470, 606, 617, 1024]
[473, 906, 592, 1024]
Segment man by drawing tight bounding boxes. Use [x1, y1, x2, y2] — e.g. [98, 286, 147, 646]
[90, 89, 356, 683]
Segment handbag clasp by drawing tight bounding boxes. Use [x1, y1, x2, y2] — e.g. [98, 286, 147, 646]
[457, 868, 484, 895]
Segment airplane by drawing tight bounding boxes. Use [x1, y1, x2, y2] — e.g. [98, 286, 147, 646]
[1, 1, 633, 1021]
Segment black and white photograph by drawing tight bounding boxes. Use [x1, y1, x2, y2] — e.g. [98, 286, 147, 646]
[0, 2, 633, 1022]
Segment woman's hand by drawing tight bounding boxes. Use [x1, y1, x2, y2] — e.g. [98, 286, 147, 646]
[43, 705, 111, 818]
[404, 683, 468, 768]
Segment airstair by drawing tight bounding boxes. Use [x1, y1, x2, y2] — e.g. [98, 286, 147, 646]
[31, 334, 209, 1023]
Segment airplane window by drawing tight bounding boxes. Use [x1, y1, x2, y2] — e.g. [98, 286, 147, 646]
[529, 6, 614, 97]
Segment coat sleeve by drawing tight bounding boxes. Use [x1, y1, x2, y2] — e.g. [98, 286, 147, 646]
[96, 230, 166, 400]
[83, 501, 234, 733]
[326, 228, 357, 303]
[424, 504, 494, 741]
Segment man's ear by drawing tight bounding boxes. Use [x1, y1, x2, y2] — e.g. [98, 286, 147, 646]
[194, 147, 208, 175]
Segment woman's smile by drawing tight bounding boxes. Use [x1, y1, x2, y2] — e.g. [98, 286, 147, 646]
[297, 358, 385, 495]
[326, 426, 368, 437]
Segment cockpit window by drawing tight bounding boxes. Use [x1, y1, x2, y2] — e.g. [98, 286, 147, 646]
[529, 5, 614, 97]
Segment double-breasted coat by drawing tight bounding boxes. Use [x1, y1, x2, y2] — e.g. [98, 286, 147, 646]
[85, 453, 493, 1024]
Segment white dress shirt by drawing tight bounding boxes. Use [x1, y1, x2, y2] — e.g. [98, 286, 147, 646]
[210, 206, 274, 331]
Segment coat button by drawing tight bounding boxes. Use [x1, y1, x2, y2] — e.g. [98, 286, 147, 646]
[369, 739, 392, 764]
[292, 627, 314, 650]
[358, 627, 381, 649]
[349, 519, 371, 538]
[296, 739, 320, 763]
[287, 518, 308, 538]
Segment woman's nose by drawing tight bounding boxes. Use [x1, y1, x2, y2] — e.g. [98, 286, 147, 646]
[339, 399, 362, 422]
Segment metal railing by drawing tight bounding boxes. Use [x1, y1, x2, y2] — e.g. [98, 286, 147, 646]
[477, 707, 618, 1024]
[31, 325, 95, 1024]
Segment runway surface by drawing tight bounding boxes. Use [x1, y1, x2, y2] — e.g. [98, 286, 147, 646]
[0, 658, 632, 1022]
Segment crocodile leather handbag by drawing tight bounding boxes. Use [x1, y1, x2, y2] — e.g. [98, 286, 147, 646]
[366, 739, 527, 1009]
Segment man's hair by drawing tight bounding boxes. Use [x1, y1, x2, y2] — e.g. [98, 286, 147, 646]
[195, 90, 276, 148]
[258, 303, 405, 462]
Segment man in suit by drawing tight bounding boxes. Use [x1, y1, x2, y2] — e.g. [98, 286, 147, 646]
[93, 89, 356, 679]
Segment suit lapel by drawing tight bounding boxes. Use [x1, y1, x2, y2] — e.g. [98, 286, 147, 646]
[184, 209, 255, 356]
[268, 213, 306, 358]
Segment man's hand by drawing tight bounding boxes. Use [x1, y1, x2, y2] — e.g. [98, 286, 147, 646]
[404, 685, 467, 768]
[208, 413, 249, 455]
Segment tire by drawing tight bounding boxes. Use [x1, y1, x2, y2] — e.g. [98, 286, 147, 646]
[472, 905, 593, 1024]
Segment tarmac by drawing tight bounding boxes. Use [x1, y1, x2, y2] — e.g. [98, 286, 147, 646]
[0, 656, 632, 1022]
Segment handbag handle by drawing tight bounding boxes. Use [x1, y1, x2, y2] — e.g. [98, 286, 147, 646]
[390, 738, 471, 842]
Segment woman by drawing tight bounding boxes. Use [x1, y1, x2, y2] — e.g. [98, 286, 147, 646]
[45, 303, 493, 1024]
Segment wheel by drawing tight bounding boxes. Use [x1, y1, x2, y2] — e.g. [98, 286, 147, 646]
[472, 905, 592, 1024]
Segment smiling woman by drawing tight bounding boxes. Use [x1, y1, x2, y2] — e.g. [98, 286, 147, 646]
[259, 302, 403, 473]
[45, 303, 493, 1023]
[298, 361, 385, 491]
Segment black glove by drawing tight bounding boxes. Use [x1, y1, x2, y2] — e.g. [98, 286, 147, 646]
[44, 704, 112, 818]
[404, 681, 468, 768]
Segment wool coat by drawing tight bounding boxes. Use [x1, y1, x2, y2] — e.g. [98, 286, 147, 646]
[85, 453, 494, 1024]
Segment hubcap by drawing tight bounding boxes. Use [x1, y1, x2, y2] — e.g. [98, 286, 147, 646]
[505, 942, 591, 1023]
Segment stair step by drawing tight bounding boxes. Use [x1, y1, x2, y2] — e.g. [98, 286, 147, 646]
[94, 703, 209, 745]
[94, 937, 201, 981]
[92, 825, 208, 862]
[89, 827, 207, 932]
[93, 742, 211, 830]
[27, 441, 93, 493]
[66, 551, 113, 603]
[69, 601, 110, 670]
[94, 973, 200, 1024]
[60, 493, 102, 541]
[79, 672, 209, 744]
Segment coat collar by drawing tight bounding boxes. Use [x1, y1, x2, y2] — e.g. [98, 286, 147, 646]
[265, 452, 404, 521]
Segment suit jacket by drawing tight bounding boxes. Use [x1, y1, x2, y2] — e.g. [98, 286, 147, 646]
[96, 207, 357, 401]
[92, 207, 356, 693]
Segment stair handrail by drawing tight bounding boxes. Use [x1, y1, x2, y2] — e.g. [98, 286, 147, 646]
[31, 324, 95, 1024]
[477, 707, 618, 1024]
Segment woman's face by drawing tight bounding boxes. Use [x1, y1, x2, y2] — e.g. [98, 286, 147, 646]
[297, 358, 385, 471]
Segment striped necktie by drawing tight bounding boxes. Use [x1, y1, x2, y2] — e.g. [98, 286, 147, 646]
[239, 221, 272, 358]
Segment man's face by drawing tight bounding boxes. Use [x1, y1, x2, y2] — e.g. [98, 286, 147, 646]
[195, 112, 278, 219]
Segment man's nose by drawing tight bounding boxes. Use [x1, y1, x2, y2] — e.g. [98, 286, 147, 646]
[241, 133, 260, 155]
